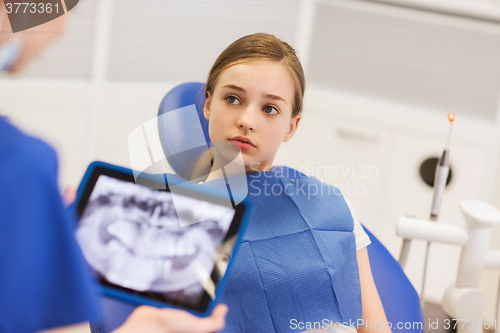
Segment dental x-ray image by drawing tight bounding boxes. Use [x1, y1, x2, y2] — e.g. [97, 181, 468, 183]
[76, 175, 236, 308]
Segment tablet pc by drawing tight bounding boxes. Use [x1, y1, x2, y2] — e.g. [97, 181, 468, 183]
[73, 161, 252, 316]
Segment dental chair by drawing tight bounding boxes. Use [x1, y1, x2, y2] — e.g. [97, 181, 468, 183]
[157, 82, 424, 332]
[96, 82, 424, 333]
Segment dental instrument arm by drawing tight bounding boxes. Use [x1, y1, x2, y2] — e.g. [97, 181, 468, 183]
[399, 113, 454, 311]
[396, 217, 468, 246]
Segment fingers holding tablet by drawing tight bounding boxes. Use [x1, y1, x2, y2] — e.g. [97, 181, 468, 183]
[112, 303, 228, 333]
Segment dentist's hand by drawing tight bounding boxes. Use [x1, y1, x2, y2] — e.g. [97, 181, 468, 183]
[112, 304, 228, 333]
[62, 186, 77, 207]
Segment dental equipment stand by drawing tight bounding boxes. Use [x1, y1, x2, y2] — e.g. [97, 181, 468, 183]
[415, 113, 455, 312]
[398, 201, 500, 333]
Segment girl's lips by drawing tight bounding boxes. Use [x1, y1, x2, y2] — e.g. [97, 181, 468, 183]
[229, 139, 256, 151]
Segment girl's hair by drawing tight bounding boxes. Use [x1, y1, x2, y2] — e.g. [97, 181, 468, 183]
[190, 33, 305, 181]
[206, 33, 305, 118]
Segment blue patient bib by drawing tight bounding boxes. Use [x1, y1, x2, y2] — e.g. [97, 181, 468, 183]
[200, 169, 362, 332]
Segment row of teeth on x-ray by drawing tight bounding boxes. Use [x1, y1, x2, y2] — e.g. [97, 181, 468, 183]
[79, 206, 229, 292]
[77, 175, 234, 293]
[84, 226, 217, 292]
[107, 220, 206, 258]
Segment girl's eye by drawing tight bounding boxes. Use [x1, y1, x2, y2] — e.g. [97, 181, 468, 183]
[264, 105, 278, 115]
[226, 95, 240, 105]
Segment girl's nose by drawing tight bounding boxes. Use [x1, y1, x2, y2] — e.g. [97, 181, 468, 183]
[236, 106, 257, 131]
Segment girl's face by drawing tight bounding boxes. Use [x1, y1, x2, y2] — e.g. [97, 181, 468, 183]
[204, 60, 301, 173]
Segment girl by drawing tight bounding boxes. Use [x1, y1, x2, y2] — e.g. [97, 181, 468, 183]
[192, 33, 392, 332]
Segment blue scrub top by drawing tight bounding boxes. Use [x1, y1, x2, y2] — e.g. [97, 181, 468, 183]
[0, 117, 101, 333]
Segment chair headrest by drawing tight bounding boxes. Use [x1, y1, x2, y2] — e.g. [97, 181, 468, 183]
[158, 82, 210, 179]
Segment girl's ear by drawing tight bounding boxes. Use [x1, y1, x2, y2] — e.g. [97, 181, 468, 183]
[283, 114, 301, 142]
[203, 92, 211, 120]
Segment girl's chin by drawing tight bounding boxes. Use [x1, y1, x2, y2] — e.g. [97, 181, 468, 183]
[245, 163, 272, 173]
[214, 152, 271, 173]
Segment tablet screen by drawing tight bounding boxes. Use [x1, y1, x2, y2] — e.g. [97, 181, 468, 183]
[75, 166, 246, 313]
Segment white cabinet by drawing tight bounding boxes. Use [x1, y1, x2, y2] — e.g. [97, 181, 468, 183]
[288, 114, 389, 232]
